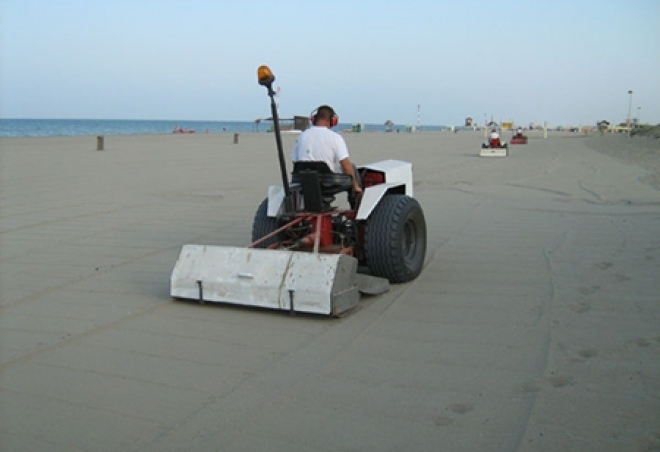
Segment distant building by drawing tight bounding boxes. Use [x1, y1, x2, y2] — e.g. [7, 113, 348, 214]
[294, 116, 309, 131]
[266, 115, 310, 132]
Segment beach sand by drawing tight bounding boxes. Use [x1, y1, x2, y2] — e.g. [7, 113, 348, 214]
[1, 130, 659, 451]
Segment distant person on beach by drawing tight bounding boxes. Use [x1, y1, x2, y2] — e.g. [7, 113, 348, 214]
[290, 105, 362, 197]
[486, 128, 502, 148]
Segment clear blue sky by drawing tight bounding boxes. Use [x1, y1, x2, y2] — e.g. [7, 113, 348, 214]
[2, 0, 659, 126]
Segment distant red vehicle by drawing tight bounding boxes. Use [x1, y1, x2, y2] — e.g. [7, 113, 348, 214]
[172, 125, 195, 134]
[510, 129, 527, 144]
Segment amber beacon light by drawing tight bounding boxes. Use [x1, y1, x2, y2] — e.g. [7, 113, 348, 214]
[258, 65, 275, 87]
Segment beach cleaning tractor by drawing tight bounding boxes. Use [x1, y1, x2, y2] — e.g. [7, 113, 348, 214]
[480, 135, 509, 157]
[170, 66, 427, 316]
[510, 131, 528, 145]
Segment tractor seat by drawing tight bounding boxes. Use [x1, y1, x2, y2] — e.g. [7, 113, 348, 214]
[292, 161, 353, 212]
[292, 162, 353, 196]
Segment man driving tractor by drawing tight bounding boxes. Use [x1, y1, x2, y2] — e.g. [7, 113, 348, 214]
[291, 105, 362, 207]
[488, 128, 502, 148]
[290, 105, 362, 193]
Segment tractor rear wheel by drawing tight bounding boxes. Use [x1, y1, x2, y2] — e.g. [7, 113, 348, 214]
[251, 198, 281, 248]
[365, 194, 427, 283]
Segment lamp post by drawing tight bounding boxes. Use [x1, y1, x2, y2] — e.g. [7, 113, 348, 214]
[627, 90, 633, 138]
[637, 106, 641, 125]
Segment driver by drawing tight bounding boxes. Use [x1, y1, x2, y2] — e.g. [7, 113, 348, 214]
[291, 105, 362, 196]
[489, 128, 502, 147]
[516, 127, 523, 137]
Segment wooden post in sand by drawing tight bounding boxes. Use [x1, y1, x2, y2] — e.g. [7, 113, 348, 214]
[483, 114, 488, 138]
[97, 136, 104, 151]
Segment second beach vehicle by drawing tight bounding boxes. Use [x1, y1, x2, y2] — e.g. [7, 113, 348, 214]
[480, 133, 509, 157]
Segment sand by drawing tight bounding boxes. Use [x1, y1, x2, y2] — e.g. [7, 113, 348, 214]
[585, 133, 660, 190]
[1, 130, 659, 451]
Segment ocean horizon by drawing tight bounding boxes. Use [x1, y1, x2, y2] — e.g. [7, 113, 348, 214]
[0, 118, 449, 138]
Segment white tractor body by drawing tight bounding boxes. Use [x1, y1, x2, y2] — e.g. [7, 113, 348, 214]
[170, 159, 423, 316]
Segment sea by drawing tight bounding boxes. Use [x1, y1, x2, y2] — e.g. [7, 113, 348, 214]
[0, 118, 448, 138]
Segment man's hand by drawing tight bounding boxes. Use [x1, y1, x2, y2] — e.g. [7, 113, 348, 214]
[340, 158, 362, 195]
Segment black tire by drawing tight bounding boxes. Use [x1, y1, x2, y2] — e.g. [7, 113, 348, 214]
[251, 198, 281, 248]
[365, 194, 427, 283]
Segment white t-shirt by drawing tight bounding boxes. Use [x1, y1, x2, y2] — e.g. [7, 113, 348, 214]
[291, 126, 349, 173]
[489, 131, 500, 140]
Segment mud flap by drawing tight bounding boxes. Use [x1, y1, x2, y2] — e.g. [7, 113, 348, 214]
[170, 245, 360, 316]
[356, 274, 390, 295]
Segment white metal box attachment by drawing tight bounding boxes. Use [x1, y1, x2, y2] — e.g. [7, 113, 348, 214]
[479, 147, 508, 157]
[171, 245, 360, 316]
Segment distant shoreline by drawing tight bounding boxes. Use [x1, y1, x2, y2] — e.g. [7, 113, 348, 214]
[7, 117, 641, 139]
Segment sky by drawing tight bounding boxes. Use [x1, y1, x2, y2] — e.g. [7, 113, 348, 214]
[2, 0, 659, 127]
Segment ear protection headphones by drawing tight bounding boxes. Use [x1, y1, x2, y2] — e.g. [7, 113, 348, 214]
[310, 105, 339, 128]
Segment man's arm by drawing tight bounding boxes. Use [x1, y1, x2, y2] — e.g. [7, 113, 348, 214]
[339, 158, 362, 194]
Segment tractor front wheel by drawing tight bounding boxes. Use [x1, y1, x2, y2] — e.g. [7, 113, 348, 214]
[251, 198, 281, 248]
[365, 194, 427, 283]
